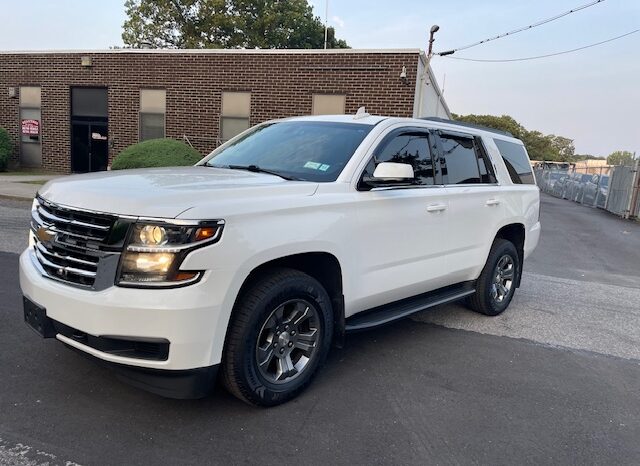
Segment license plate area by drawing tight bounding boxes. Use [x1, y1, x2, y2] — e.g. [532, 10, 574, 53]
[23, 296, 56, 338]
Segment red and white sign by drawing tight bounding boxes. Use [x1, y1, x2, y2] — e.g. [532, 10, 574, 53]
[21, 119, 40, 136]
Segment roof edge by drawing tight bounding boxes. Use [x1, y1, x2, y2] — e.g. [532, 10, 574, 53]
[0, 48, 423, 55]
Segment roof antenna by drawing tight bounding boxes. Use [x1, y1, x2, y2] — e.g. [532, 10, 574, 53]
[353, 106, 370, 120]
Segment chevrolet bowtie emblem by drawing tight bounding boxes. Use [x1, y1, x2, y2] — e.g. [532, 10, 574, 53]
[36, 226, 56, 243]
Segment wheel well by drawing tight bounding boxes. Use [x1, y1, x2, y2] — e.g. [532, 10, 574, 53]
[235, 252, 345, 346]
[495, 224, 525, 287]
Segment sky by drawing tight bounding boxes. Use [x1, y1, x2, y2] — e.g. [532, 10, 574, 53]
[1, 0, 638, 157]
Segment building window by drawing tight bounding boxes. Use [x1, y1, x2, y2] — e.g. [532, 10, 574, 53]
[140, 89, 166, 141]
[221, 92, 251, 142]
[20, 87, 41, 143]
[19, 86, 43, 167]
[312, 94, 346, 115]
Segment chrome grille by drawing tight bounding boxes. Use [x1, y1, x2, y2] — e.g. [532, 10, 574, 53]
[33, 199, 114, 246]
[31, 198, 119, 288]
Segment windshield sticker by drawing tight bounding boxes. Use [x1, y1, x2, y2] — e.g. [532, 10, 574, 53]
[319, 164, 330, 171]
[304, 161, 322, 170]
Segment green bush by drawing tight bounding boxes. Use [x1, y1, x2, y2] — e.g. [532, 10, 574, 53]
[111, 138, 202, 170]
[0, 127, 12, 172]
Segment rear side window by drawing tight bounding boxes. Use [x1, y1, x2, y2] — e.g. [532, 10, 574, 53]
[439, 134, 482, 185]
[494, 139, 535, 184]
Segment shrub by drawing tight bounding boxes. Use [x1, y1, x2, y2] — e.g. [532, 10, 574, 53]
[111, 138, 203, 170]
[0, 127, 12, 172]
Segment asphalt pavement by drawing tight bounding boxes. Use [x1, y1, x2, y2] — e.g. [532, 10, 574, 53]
[0, 194, 639, 465]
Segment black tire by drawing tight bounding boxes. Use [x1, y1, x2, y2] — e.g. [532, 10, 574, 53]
[467, 238, 520, 316]
[221, 267, 333, 407]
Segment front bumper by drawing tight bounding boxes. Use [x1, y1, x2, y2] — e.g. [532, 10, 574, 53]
[19, 248, 225, 373]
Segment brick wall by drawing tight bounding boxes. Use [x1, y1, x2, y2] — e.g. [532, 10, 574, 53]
[0, 50, 419, 173]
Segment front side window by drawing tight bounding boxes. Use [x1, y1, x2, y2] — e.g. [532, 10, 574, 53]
[204, 121, 373, 182]
[493, 139, 535, 185]
[439, 134, 482, 185]
[361, 132, 435, 186]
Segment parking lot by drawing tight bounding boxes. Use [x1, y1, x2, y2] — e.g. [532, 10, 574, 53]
[1, 193, 639, 465]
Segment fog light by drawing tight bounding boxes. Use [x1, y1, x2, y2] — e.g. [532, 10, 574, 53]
[133, 252, 173, 273]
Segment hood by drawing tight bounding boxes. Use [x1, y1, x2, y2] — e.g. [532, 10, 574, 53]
[38, 166, 319, 218]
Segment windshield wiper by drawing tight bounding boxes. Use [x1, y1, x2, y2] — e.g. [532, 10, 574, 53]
[211, 164, 301, 181]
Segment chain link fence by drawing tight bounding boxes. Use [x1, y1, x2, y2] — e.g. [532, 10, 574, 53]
[534, 161, 640, 220]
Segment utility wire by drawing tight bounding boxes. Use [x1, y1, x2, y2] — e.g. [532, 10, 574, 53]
[437, 0, 606, 56]
[441, 29, 638, 62]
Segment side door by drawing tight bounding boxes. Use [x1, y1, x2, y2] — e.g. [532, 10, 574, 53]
[351, 128, 451, 312]
[435, 131, 505, 283]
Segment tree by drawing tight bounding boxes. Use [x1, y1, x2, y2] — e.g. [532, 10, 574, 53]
[122, 0, 349, 49]
[607, 150, 636, 166]
[549, 135, 574, 160]
[452, 113, 578, 162]
[451, 113, 526, 140]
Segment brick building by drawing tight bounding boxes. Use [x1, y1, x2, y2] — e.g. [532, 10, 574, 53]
[0, 49, 450, 173]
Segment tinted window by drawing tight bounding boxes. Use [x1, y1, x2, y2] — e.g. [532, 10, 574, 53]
[362, 133, 434, 185]
[494, 139, 535, 184]
[439, 135, 481, 184]
[204, 121, 373, 182]
[71, 88, 108, 118]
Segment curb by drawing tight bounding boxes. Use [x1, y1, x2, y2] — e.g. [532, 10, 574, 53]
[0, 194, 34, 202]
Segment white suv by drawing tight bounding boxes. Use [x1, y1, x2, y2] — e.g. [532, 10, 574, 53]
[20, 113, 540, 406]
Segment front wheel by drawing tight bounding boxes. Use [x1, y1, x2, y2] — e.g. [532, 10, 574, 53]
[221, 268, 333, 406]
[467, 238, 520, 316]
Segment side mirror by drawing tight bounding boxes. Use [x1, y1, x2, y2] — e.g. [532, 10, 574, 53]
[372, 162, 414, 183]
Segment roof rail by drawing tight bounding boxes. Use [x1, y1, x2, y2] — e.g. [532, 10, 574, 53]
[420, 117, 514, 138]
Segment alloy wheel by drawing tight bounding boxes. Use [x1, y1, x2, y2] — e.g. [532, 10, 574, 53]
[491, 254, 515, 303]
[255, 299, 321, 384]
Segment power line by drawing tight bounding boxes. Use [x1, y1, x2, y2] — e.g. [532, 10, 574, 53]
[441, 29, 638, 63]
[437, 0, 606, 56]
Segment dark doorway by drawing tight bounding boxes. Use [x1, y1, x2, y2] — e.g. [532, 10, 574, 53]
[71, 123, 108, 172]
[71, 87, 108, 173]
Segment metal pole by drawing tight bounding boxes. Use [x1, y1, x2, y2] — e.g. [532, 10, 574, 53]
[324, 0, 329, 49]
[628, 155, 640, 219]
[419, 25, 439, 118]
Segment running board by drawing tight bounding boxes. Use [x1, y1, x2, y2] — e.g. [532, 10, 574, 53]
[345, 282, 476, 332]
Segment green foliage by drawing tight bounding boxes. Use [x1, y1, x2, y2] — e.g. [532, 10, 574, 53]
[573, 154, 605, 161]
[452, 113, 576, 162]
[122, 0, 349, 49]
[607, 150, 636, 166]
[111, 138, 203, 170]
[0, 127, 12, 172]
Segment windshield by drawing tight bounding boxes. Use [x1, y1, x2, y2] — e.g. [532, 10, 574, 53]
[203, 121, 374, 182]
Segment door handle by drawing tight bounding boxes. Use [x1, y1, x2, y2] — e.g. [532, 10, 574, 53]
[485, 199, 501, 206]
[427, 204, 447, 212]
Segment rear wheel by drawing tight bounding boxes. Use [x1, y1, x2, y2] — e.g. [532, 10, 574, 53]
[222, 268, 333, 406]
[467, 239, 520, 316]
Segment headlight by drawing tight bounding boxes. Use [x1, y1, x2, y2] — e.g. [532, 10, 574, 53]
[117, 220, 224, 287]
